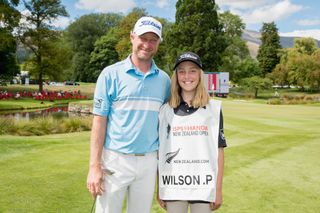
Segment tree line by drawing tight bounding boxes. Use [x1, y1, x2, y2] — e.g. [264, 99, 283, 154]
[1, 0, 319, 93]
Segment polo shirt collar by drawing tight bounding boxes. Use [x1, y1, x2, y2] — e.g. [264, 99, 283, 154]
[124, 55, 160, 75]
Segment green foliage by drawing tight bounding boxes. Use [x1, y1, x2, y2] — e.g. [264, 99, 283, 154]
[89, 28, 120, 80]
[240, 76, 273, 98]
[88, 8, 147, 76]
[219, 11, 245, 38]
[294, 37, 318, 55]
[232, 58, 262, 83]
[18, 0, 68, 91]
[0, 0, 20, 79]
[218, 11, 254, 83]
[270, 63, 289, 86]
[66, 13, 122, 82]
[25, 35, 73, 82]
[46, 36, 73, 81]
[271, 39, 320, 91]
[257, 22, 281, 76]
[166, 0, 227, 71]
[0, 39, 20, 80]
[0, 117, 15, 134]
[66, 13, 122, 53]
[219, 37, 253, 82]
[0, 0, 20, 31]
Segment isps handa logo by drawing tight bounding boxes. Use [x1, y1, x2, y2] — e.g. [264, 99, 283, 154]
[165, 148, 180, 164]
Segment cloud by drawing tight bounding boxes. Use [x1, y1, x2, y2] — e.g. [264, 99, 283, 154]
[75, 0, 136, 13]
[280, 29, 320, 40]
[156, 0, 169, 8]
[217, 1, 304, 27]
[52, 17, 72, 29]
[216, 0, 269, 9]
[297, 19, 320, 26]
[241, 0, 303, 24]
[19, 9, 31, 23]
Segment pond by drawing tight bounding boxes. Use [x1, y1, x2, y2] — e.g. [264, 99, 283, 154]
[0, 106, 92, 121]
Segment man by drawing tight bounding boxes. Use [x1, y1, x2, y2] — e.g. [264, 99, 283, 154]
[87, 16, 171, 213]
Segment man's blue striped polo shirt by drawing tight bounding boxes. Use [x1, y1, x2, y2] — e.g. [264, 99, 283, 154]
[93, 55, 171, 154]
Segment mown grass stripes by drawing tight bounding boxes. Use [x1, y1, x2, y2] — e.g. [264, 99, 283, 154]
[0, 100, 319, 212]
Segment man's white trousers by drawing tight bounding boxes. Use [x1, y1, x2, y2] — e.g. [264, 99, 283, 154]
[95, 149, 158, 213]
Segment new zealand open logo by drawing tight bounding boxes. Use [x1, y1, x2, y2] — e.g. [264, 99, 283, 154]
[165, 148, 180, 164]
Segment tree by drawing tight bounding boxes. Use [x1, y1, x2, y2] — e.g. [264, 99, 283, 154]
[0, 0, 20, 80]
[218, 37, 249, 81]
[257, 22, 281, 76]
[218, 11, 254, 83]
[269, 48, 290, 87]
[240, 76, 272, 98]
[89, 28, 119, 80]
[219, 11, 245, 38]
[233, 58, 261, 83]
[271, 38, 320, 91]
[0, 30, 20, 80]
[66, 13, 122, 82]
[271, 63, 289, 87]
[18, 0, 68, 91]
[23, 37, 72, 82]
[166, 0, 227, 71]
[310, 50, 320, 90]
[286, 50, 320, 91]
[293, 37, 318, 55]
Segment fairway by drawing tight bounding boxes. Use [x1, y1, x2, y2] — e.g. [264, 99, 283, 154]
[222, 100, 320, 213]
[0, 100, 319, 212]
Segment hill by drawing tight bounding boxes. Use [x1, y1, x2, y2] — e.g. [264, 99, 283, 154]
[242, 29, 320, 58]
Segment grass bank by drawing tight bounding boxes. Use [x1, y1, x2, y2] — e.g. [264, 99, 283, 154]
[0, 100, 319, 212]
[0, 99, 70, 111]
[0, 99, 93, 111]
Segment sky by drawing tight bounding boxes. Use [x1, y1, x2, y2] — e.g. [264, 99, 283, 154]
[50, 0, 320, 40]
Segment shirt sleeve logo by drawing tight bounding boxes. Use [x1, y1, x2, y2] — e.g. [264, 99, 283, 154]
[94, 98, 103, 109]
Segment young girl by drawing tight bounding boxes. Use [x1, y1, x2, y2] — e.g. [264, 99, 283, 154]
[158, 52, 227, 213]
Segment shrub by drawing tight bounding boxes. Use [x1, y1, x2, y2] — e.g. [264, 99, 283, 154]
[62, 117, 92, 133]
[267, 98, 282, 105]
[0, 118, 15, 134]
[0, 116, 92, 136]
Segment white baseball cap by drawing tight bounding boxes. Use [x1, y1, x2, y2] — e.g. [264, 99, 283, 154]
[132, 16, 163, 41]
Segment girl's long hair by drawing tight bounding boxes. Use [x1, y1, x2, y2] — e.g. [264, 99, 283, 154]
[168, 69, 209, 108]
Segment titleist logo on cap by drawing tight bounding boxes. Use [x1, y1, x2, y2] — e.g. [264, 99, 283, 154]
[179, 53, 198, 60]
[133, 16, 163, 41]
[139, 20, 161, 30]
[174, 51, 203, 69]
